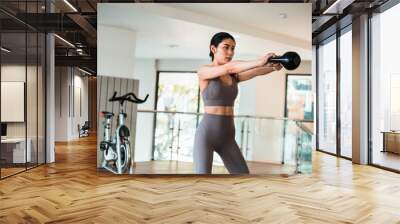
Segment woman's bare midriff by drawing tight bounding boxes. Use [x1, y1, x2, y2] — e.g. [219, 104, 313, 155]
[204, 106, 234, 116]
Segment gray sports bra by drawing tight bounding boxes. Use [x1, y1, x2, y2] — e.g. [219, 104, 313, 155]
[202, 74, 238, 106]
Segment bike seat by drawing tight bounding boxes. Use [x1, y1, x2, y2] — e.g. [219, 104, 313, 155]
[119, 125, 130, 137]
[101, 111, 114, 118]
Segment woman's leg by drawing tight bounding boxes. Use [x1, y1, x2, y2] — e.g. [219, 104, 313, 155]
[217, 140, 249, 174]
[193, 124, 214, 174]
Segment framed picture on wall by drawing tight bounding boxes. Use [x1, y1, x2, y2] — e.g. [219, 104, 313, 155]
[284, 74, 313, 121]
[1, 81, 25, 122]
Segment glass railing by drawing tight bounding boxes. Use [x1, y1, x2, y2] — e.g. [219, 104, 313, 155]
[134, 110, 312, 175]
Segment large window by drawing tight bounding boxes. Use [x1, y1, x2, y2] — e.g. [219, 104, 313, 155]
[285, 74, 313, 121]
[153, 72, 200, 161]
[317, 36, 337, 154]
[370, 3, 400, 171]
[317, 26, 353, 159]
[339, 27, 352, 158]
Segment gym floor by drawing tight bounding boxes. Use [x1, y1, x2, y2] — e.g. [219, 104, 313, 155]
[0, 134, 399, 223]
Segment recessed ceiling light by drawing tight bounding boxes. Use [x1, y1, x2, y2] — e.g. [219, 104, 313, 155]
[63, 0, 78, 12]
[1, 47, 11, 53]
[279, 13, 287, 19]
[54, 34, 75, 48]
[322, 0, 354, 14]
[78, 67, 93, 76]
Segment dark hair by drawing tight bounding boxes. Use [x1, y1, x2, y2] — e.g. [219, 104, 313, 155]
[209, 32, 235, 61]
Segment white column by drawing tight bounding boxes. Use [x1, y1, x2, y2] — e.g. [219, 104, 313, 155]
[45, 0, 56, 163]
[46, 32, 55, 163]
[352, 14, 369, 164]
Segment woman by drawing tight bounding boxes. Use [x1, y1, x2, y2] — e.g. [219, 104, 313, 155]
[193, 32, 282, 174]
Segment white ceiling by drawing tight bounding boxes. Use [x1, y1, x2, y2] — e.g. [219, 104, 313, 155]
[167, 3, 311, 42]
[98, 3, 312, 61]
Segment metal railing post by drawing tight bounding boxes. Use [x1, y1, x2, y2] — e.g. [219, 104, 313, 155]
[176, 116, 181, 160]
[245, 118, 251, 159]
[168, 113, 175, 160]
[240, 118, 245, 152]
[295, 121, 301, 173]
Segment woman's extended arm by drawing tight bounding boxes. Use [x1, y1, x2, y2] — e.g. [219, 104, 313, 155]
[236, 63, 282, 82]
[197, 55, 270, 80]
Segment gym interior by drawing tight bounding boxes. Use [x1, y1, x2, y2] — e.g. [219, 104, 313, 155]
[0, 0, 400, 223]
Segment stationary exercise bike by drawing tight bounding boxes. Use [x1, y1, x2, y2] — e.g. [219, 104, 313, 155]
[100, 91, 148, 174]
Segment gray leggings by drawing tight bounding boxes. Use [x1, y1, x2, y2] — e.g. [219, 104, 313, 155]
[193, 113, 249, 174]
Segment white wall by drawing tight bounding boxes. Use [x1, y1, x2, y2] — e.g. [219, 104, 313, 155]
[98, 24, 136, 78]
[1, 65, 26, 82]
[55, 67, 68, 141]
[135, 59, 157, 110]
[133, 59, 156, 162]
[71, 74, 89, 138]
[54, 67, 89, 141]
[157, 59, 209, 72]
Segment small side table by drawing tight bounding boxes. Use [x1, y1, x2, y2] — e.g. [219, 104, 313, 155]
[1, 138, 32, 164]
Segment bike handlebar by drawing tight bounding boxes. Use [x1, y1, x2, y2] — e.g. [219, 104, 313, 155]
[109, 92, 149, 105]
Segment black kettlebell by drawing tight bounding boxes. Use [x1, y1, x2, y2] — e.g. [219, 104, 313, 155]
[267, 51, 301, 70]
